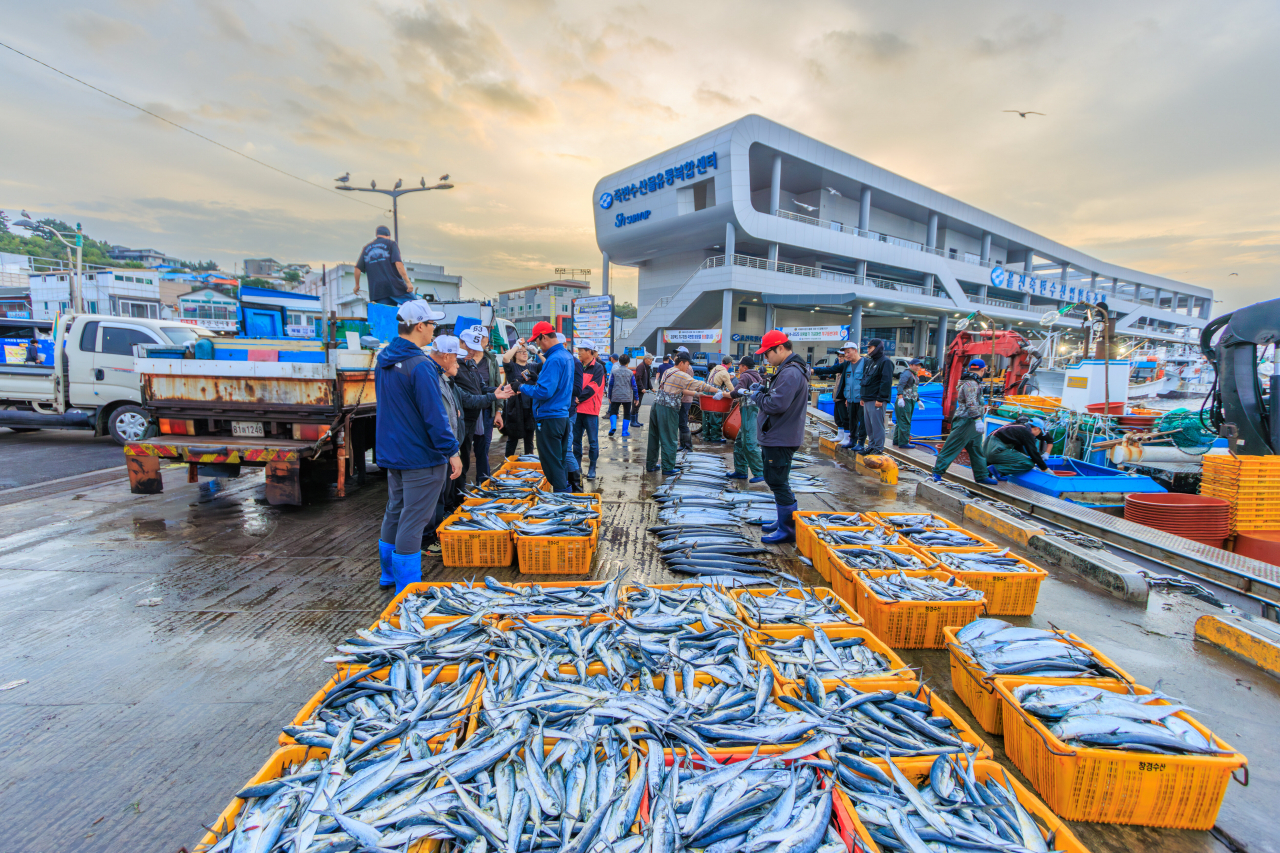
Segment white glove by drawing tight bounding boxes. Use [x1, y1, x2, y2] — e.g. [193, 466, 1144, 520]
[896, 397, 904, 408]
[917, 401, 925, 410]
[975, 418, 986, 432]
[712, 391, 725, 400]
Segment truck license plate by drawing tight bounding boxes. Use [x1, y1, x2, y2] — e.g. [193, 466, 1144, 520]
[232, 421, 264, 437]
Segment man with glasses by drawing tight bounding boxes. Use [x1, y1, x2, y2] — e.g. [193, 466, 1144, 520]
[517, 321, 575, 491]
[373, 301, 459, 593]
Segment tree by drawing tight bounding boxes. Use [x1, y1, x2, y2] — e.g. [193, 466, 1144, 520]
[282, 269, 302, 283]
[240, 277, 274, 289]
[615, 301, 637, 319]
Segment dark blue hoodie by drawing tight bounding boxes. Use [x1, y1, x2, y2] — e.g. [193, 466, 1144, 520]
[375, 336, 459, 469]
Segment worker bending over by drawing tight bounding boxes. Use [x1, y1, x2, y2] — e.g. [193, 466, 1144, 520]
[930, 358, 997, 485]
[740, 330, 810, 544]
[984, 418, 1050, 480]
[646, 352, 724, 475]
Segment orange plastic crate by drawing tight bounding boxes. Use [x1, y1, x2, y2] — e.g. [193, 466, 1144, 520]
[850, 569, 986, 649]
[752, 625, 914, 695]
[793, 511, 878, 562]
[927, 551, 1048, 616]
[869, 511, 965, 531]
[822, 543, 930, 589]
[831, 760, 1091, 853]
[942, 625, 1135, 734]
[437, 511, 520, 568]
[373, 581, 501, 629]
[516, 519, 598, 574]
[731, 585, 862, 631]
[993, 678, 1247, 828]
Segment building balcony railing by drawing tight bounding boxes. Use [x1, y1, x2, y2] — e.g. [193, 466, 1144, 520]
[977, 296, 1029, 311]
[772, 209, 993, 266]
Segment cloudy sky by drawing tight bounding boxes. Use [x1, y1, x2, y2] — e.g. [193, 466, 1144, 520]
[2, 0, 1277, 310]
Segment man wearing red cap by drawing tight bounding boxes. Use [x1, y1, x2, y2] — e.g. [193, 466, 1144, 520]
[518, 321, 575, 491]
[733, 329, 810, 543]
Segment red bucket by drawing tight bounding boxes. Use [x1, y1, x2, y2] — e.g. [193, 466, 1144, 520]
[1086, 402, 1126, 415]
[699, 394, 731, 413]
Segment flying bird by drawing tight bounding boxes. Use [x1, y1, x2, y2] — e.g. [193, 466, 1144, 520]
[335, 172, 350, 183]
[1004, 110, 1045, 118]
[394, 179, 403, 190]
[1228, 272, 1239, 276]
[793, 201, 818, 212]
[440, 174, 449, 181]
[824, 187, 842, 197]
[370, 179, 377, 189]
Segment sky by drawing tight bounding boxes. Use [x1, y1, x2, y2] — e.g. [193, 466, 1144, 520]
[2, 0, 1277, 312]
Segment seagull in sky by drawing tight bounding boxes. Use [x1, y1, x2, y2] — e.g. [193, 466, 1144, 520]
[824, 187, 842, 197]
[394, 179, 403, 190]
[370, 179, 377, 189]
[793, 201, 818, 212]
[1228, 272, 1239, 276]
[1004, 110, 1046, 118]
[335, 172, 350, 183]
[420, 177, 427, 188]
[440, 174, 450, 181]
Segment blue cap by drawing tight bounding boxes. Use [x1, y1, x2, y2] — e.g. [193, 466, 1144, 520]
[376, 225, 391, 237]
[1030, 417, 1047, 431]
[968, 358, 986, 369]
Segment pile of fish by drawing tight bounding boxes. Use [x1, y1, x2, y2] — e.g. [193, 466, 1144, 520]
[651, 524, 771, 582]
[535, 492, 601, 509]
[936, 551, 1035, 573]
[875, 513, 954, 531]
[466, 483, 543, 500]
[1012, 684, 1231, 755]
[282, 661, 483, 754]
[513, 454, 542, 463]
[832, 754, 1063, 853]
[389, 577, 621, 624]
[954, 619, 1129, 679]
[757, 629, 902, 682]
[523, 503, 600, 523]
[828, 546, 926, 572]
[797, 512, 874, 528]
[441, 511, 515, 532]
[901, 528, 988, 548]
[861, 571, 984, 603]
[797, 681, 980, 760]
[513, 519, 594, 538]
[624, 583, 741, 623]
[781, 471, 831, 494]
[461, 498, 530, 513]
[498, 468, 545, 481]
[737, 587, 856, 625]
[817, 528, 900, 547]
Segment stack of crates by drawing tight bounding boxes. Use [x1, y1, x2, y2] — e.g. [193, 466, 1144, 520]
[1200, 455, 1280, 533]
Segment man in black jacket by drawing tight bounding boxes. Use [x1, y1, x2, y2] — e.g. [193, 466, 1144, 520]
[455, 328, 514, 484]
[859, 338, 894, 456]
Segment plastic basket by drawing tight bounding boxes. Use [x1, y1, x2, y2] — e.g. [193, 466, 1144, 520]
[993, 678, 1247, 828]
[731, 586, 862, 632]
[516, 519, 599, 574]
[438, 511, 520, 568]
[510, 579, 621, 621]
[793, 511, 878, 561]
[373, 581, 500, 630]
[462, 497, 532, 513]
[900, 527, 1000, 551]
[831, 759, 1091, 853]
[823, 544, 930, 596]
[752, 625, 915, 694]
[942, 626, 1135, 734]
[280, 665, 482, 748]
[850, 569, 986, 649]
[925, 552, 1048, 616]
[869, 512, 965, 531]
[808, 527, 888, 578]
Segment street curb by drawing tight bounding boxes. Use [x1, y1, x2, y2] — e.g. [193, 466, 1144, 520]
[914, 480, 1149, 603]
[1194, 614, 1280, 680]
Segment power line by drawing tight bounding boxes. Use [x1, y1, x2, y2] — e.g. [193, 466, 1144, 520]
[0, 39, 387, 212]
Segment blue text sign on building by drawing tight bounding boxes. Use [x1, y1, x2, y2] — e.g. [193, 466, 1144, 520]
[991, 266, 1101, 304]
[615, 210, 651, 228]
[609, 152, 718, 205]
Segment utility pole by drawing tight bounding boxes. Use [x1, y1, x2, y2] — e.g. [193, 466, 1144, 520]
[15, 216, 85, 312]
[334, 174, 454, 244]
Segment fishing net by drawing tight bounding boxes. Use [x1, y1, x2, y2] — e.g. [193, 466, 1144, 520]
[1157, 408, 1217, 454]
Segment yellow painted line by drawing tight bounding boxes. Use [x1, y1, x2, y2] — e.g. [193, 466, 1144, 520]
[1195, 614, 1280, 678]
[964, 503, 1047, 546]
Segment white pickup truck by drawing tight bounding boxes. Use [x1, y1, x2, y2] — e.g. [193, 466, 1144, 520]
[0, 313, 210, 444]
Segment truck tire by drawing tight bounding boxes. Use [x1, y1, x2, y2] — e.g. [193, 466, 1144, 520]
[108, 405, 151, 445]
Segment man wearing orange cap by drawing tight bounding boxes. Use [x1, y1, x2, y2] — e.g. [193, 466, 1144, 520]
[733, 329, 810, 543]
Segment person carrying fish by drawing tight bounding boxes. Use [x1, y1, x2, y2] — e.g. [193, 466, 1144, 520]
[740, 329, 810, 543]
[646, 352, 725, 475]
[607, 353, 639, 438]
[726, 355, 764, 482]
[984, 417, 1050, 480]
[930, 358, 997, 485]
[518, 321, 575, 492]
[702, 356, 736, 443]
[893, 358, 925, 448]
[374, 302, 461, 593]
[570, 338, 607, 484]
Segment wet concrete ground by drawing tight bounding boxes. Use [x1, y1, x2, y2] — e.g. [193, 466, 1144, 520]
[0, 428, 126, 489]
[0, 415, 1274, 852]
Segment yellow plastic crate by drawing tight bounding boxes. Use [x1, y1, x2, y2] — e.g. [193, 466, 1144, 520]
[516, 519, 598, 574]
[850, 569, 986, 649]
[927, 551, 1048, 616]
[752, 625, 914, 695]
[437, 511, 520, 568]
[731, 586, 863, 631]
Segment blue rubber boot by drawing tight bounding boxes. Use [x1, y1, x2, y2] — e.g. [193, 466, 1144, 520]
[609, 414, 617, 436]
[391, 551, 422, 595]
[725, 471, 747, 479]
[378, 540, 395, 588]
[988, 465, 1006, 482]
[761, 503, 798, 544]
[621, 420, 630, 437]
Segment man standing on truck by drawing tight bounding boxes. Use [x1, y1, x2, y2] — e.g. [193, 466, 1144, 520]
[353, 225, 418, 306]
[374, 301, 459, 593]
[519, 321, 575, 492]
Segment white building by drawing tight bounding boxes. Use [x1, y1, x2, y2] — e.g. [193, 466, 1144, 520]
[297, 261, 462, 319]
[30, 268, 162, 320]
[495, 279, 590, 339]
[595, 115, 1214, 362]
[176, 286, 240, 333]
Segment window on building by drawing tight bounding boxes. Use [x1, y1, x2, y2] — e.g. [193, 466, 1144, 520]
[87, 301, 98, 313]
[101, 326, 158, 356]
[120, 299, 158, 319]
[737, 306, 747, 322]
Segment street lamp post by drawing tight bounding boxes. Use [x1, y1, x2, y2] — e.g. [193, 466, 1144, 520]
[15, 217, 84, 313]
[334, 175, 454, 244]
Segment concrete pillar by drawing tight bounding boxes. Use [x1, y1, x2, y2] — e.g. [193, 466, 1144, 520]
[935, 312, 949, 364]
[721, 289, 734, 350]
[656, 329, 666, 358]
[977, 284, 988, 301]
[768, 243, 779, 267]
[1111, 277, 1119, 297]
[601, 251, 610, 296]
[859, 187, 871, 232]
[981, 232, 992, 263]
[926, 212, 939, 249]
[1200, 298, 1211, 320]
[915, 320, 928, 357]
[769, 154, 782, 215]
[856, 260, 868, 282]
[1060, 265, 1069, 283]
[764, 304, 776, 332]
[1153, 287, 1163, 310]
[1021, 292, 1031, 307]
[724, 222, 735, 262]
[1024, 251, 1035, 274]
[850, 304, 863, 344]
[923, 273, 934, 297]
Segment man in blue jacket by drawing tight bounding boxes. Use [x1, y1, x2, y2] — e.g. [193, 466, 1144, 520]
[519, 321, 575, 492]
[374, 301, 462, 593]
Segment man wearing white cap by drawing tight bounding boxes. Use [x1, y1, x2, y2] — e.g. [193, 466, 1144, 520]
[570, 338, 607, 484]
[455, 326, 514, 485]
[373, 301, 457, 593]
